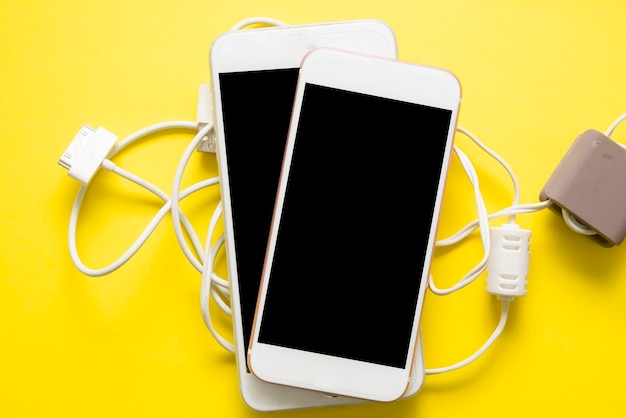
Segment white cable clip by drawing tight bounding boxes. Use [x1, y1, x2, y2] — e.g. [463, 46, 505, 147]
[486, 223, 531, 300]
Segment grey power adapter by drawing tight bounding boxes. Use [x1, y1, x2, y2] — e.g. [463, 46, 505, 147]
[539, 129, 626, 247]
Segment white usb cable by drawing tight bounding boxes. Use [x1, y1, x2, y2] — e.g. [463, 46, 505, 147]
[424, 126, 549, 375]
[58, 16, 626, 381]
[61, 120, 218, 277]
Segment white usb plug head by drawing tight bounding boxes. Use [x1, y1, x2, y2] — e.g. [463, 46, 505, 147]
[195, 83, 217, 153]
[59, 125, 118, 185]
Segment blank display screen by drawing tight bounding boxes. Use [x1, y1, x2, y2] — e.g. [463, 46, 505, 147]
[258, 83, 452, 368]
[218, 68, 300, 362]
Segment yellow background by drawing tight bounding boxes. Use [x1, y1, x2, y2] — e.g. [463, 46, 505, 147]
[2, 1, 626, 417]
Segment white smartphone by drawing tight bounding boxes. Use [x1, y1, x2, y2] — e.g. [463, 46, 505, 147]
[210, 20, 424, 411]
[248, 47, 461, 402]
[211, 20, 424, 411]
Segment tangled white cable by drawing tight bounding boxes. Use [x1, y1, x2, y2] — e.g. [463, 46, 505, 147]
[59, 15, 626, 382]
[424, 126, 551, 375]
[60, 16, 290, 354]
[168, 116, 233, 353]
[60, 113, 234, 353]
[424, 112, 626, 374]
[65, 121, 219, 277]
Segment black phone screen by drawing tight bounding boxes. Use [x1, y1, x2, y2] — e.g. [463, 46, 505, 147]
[218, 68, 300, 363]
[257, 83, 452, 369]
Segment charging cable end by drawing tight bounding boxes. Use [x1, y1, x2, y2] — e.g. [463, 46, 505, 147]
[196, 84, 217, 153]
[58, 124, 117, 185]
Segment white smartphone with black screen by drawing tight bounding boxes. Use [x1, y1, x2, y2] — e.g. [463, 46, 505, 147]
[210, 20, 424, 411]
[248, 47, 461, 402]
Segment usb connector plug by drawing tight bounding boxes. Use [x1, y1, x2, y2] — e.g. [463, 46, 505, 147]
[58, 124, 117, 185]
[195, 84, 216, 153]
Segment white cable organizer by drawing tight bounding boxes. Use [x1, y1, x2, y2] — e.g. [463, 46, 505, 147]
[486, 223, 532, 300]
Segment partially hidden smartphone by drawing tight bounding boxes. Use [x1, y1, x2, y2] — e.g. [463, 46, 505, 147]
[248, 47, 461, 403]
[209, 20, 426, 411]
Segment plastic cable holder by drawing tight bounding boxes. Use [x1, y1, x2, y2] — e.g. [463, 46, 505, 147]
[539, 129, 626, 247]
